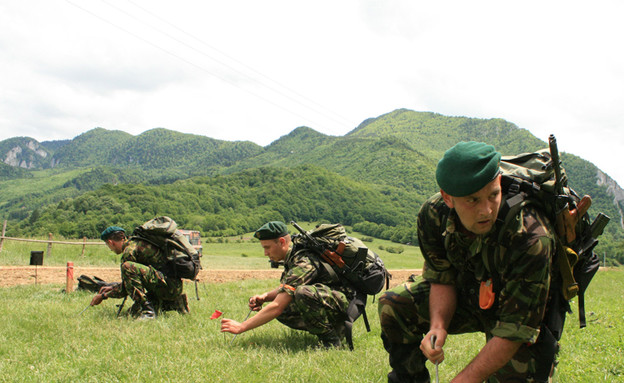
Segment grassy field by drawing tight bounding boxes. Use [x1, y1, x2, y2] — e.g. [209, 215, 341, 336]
[1, 230, 621, 382]
[0, 269, 622, 382]
[0, 228, 424, 270]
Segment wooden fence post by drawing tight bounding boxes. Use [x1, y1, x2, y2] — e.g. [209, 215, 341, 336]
[0, 220, 6, 254]
[81, 237, 87, 257]
[47, 233, 53, 258]
[66, 262, 74, 293]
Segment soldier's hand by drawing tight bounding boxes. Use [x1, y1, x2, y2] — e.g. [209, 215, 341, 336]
[248, 294, 265, 311]
[91, 285, 113, 306]
[97, 285, 114, 295]
[90, 293, 105, 306]
[220, 318, 244, 334]
[421, 330, 447, 364]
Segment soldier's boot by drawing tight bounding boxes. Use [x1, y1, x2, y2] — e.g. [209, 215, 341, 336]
[160, 294, 190, 314]
[318, 332, 342, 349]
[382, 334, 430, 383]
[388, 370, 430, 383]
[176, 293, 190, 314]
[128, 301, 141, 318]
[138, 300, 156, 320]
[318, 321, 346, 349]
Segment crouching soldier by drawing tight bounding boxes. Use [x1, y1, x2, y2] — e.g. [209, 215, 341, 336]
[220, 221, 354, 348]
[379, 142, 557, 382]
[90, 226, 189, 319]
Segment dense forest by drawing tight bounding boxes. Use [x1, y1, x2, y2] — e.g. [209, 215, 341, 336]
[2, 109, 623, 264]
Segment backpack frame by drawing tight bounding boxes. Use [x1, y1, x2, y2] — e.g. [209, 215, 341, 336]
[491, 138, 609, 329]
[290, 221, 390, 350]
[131, 216, 202, 282]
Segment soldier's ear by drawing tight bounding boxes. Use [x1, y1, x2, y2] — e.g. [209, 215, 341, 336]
[441, 190, 454, 209]
[279, 236, 287, 246]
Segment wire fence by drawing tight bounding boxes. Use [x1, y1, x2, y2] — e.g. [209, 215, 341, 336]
[0, 220, 104, 258]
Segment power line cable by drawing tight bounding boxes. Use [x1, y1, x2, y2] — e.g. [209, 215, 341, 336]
[67, 0, 353, 132]
[125, 0, 354, 127]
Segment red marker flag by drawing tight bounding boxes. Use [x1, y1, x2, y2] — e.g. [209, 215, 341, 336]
[210, 310, 223, 319]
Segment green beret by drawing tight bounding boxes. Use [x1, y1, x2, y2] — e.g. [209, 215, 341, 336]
[254, 221, 288, 240]
[436, 141, 501, 197]
[100, 226, 125, 241]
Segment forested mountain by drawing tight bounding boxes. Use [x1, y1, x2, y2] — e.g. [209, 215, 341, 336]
[50, 128, 133, 167]
[12, 166, 420, 244]
[1, 109, 623, 263]
[0, 162, 33, 180]
[228, 126, 438, 196]
[49, 127, 264, 173]
[347, 109, 545, 158]
[0, 137, 52, 169]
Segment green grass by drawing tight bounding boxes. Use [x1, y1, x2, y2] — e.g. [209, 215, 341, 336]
[0, 168, 85, 204]
[0, 228, 424, 270]
[0, 270, 622, 382]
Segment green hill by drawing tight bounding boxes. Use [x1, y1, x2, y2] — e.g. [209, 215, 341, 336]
[0, 137, 52, 169]
[1, 109, 622, 263]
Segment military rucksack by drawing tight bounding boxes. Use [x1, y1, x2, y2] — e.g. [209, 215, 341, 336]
[494, 136, 609, 330]
[291, 222, 389, 294]
[291, 221, 390, 349]
[77, 275, 117, 293]
[131, 216, 202, 281]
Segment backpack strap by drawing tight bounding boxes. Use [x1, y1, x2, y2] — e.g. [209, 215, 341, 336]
[301, 248, 366, 350]
[557, 243, 579, 301]
[484, 178, 532, 296]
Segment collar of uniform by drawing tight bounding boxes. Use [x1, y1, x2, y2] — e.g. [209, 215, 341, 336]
[283, 243, 294, 268]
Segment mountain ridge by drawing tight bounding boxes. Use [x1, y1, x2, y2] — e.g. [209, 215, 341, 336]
[1, 109, 622, 244]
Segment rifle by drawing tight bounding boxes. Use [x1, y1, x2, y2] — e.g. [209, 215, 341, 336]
[549, 134, 610, 321]
[549, 134, 592, 244]
[290, 221, 346, 268]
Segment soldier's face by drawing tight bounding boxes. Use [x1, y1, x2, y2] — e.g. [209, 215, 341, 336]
[105, 239, 124, 255]
[260, 237, 288, 262]
[442, 175, 502, 235]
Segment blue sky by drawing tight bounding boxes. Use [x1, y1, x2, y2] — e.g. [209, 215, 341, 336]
[1, 1, 622, 186]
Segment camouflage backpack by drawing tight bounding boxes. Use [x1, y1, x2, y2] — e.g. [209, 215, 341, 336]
[131, 216, 202, 281]
[77, 275, 116, 293]
[493, 136, 609, 330]
[291, 221, 390, 349]
[291, 222, 389, 295]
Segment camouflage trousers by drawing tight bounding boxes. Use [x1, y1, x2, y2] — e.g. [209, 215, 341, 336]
[378, 276, 555, 383]
[120, 261, 185, 312]
[277, 283, 349, 338]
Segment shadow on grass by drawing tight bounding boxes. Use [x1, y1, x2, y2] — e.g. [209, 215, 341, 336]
[232, 331, 331, 353]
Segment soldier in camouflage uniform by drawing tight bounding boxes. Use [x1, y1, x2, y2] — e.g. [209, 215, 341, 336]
[90, 226, 188, 319]
[220, 221, 354, 348]
[378, 142, 556, 382]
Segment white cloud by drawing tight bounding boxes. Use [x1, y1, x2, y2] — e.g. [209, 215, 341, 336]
[0, 0, 622, 186]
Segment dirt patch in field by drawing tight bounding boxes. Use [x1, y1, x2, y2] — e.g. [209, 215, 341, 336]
[0, 266, 421, 289]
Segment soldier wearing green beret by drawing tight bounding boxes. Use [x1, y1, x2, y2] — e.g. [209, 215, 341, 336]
[220, 221, 354, 348]
[379, 142, 556, 382]
[90, 225, 188, 319]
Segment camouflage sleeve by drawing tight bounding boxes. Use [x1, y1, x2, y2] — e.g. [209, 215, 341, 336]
[119, 241, 139, 264]
[418, 193, 458, 284]
[491, 206, 554, 343]
[107, 240, 163, 299]
[120, 240, 164, 269]
[278, 251, 318, 296]
[104, 282, 125, 299]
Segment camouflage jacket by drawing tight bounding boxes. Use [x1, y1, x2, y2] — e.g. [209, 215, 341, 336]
[278, 244, 355, 299]
[418, 193, 555, 343]
[107, 239, 170, 299]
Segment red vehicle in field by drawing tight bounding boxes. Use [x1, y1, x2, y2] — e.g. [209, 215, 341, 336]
[178, 229, 202, 256]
